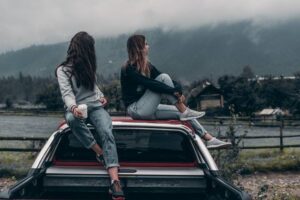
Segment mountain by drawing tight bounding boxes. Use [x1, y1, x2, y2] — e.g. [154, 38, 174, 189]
[1, 20, 300, 81]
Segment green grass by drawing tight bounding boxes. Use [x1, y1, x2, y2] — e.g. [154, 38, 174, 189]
[0, 152, 37, 178]
[223, 148, 300, 175]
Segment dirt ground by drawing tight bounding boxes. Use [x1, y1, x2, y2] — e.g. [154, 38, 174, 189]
[0, 177, 16, 192]
[1, 172, 300, 199]
[234, 172, 300, 199]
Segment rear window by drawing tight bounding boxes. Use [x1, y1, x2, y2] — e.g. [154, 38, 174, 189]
[55, 129, 196, 163]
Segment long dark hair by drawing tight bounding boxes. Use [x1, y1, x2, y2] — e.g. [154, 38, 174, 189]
[126, 34, 150, 77]
[56, 31, 97, 90]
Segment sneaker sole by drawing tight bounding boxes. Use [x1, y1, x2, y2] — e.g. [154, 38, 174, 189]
[180, 112, 206, 121]
[207, 143, 232, 149]
[112, 197, 125, 200]
[109, 189, 125, 199]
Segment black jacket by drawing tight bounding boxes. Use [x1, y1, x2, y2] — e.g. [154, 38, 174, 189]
[120, 63, 182, 107]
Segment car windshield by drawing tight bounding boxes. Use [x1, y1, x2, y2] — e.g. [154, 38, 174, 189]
[55, 129, 196, 163]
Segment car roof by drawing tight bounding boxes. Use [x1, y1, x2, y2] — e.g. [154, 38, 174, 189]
[112, 116, 184, 125]
[57, 116, 194, 135]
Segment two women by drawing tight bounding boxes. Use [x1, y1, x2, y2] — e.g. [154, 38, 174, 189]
[56, 32, 124, 200]
[121, 34, 231, 148]
[56, 32, 229, 199]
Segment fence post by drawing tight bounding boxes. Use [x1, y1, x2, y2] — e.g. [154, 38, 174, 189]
[279, 116, 284, 152]
[217, 122, 221, 164]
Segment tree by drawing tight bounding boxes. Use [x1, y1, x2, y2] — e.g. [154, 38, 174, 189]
[101, 80, 124, 111]
[218, 75, 261, 116]
[5, 98, 13, 109]
[240, 65, 255, 79]
[258, 79, 295, 109]
[36, 83, 64, 110]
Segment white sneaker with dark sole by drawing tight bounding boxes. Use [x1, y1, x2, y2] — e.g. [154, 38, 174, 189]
[179, 108, 205, 121]
[207, 137, 231, 149]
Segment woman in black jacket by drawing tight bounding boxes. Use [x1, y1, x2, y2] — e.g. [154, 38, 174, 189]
[121, 34, 230, 148]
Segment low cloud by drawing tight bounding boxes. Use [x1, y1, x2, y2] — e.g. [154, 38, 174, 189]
[1, 0, 300, 53]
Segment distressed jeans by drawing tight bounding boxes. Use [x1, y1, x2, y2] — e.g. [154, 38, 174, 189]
[65, 106, 119, 169]
[127, 73, 208, 137]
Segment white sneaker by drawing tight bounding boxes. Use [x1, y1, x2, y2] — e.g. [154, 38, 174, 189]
[179, 108, 205, 121]
[207, 137, 231, 149]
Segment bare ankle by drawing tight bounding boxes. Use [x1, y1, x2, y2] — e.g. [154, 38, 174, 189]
[175, 102, 186, 113]
[91, 144, 103, 156]
[203, 133, 213, 141]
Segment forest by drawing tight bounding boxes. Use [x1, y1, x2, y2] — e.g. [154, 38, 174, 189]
[1, 67, 300, 116]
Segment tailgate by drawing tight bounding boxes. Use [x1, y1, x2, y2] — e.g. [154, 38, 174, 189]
[43, 166, 206, 193]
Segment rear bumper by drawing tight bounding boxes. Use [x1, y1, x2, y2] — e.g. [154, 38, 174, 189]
[43, 166, 207, 193]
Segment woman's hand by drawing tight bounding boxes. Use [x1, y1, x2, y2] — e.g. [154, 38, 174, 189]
[174, 92, 185, 103]
[72, 106, 84, 118]
[174, 92, 181, 97]
[99, 97, 108, 106]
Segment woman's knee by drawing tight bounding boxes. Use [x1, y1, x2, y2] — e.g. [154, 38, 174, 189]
[156, 73, 171, 81]
[155, 73, 173, 87]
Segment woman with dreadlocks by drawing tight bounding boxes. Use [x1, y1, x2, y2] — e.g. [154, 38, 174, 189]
[121, 34, 231, 149]
[56, 32, 124, 200]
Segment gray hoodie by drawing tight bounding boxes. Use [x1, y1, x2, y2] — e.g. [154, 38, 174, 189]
[57, 65, 104, 111]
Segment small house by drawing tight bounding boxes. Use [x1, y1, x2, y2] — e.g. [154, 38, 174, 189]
[187, 81, 224, 111]
[255, 108, 288, 121]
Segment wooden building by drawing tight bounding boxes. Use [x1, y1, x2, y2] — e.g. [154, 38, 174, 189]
[187, 81, 224, 111]
[255, 108, 288, 121]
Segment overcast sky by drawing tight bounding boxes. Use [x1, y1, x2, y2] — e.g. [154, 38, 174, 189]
[1, 0, 300, 53]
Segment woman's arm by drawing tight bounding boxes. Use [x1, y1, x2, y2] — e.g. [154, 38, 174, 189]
[94, 83, 105, 99]
[151, 65, 182, 94]
[94, 84, 108, 106]
[126, 66, 180, 94]
[56, 66, 77, 111]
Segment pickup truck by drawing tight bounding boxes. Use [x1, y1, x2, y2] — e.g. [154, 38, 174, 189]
[0, 117, 251, 200]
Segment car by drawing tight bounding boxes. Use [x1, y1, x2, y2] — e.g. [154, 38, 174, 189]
[0, 117, 251, 200]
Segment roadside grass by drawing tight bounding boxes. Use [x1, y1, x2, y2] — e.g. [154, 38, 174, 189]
[213, 148, 300, 200]
[211, 148, 300, 181]
[232, 148, 300, 174]
[0, 152, 37, 178]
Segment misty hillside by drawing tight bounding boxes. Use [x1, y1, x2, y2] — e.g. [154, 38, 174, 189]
[1, 20, 300, 81]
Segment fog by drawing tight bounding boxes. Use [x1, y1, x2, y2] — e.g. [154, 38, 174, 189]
[1, 0, 300, 53]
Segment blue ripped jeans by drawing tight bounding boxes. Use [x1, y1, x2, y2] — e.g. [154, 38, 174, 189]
[65, 106, 119, 169]
[127, 73, 208, 137]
